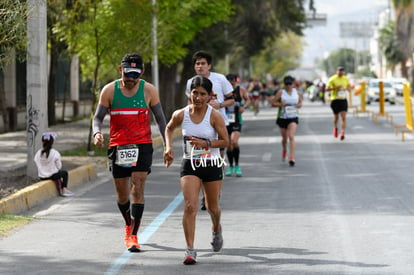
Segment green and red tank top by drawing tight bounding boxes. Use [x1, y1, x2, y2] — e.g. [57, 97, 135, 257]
[109, 79, 152, 147]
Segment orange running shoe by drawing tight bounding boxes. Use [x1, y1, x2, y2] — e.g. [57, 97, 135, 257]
[124, 225, 131, 246]
[333, 128, 338, 138]
[126, 235, 141, 252]
[282, 151, 287, 161]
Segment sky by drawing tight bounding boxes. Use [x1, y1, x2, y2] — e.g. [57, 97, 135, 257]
[301, 0, 390, 67]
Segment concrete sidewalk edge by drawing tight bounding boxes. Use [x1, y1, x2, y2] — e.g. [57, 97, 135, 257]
[0, 165, 96, 215]
[0, 131, 181, 215]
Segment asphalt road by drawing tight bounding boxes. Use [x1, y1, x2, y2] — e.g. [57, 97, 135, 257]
[2, 98, 414, 275]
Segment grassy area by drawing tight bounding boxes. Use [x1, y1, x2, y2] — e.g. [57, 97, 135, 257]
[61, 134, 109, 156]
[62, 145, 108, 156]
[0, 214, 33, 237]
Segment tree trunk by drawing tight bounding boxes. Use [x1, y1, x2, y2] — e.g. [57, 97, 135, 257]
[158, 63, 178, 120]
[400, 59, 408, 79]
[177, 54, 194, 109]
[396, 5, 414, 58]
[86, 65, 99, 152]
[411, 67, 414, 95]
[0, 71, 9, 132]
[87, 3, 101, 153]
[48, 34, 57, 126]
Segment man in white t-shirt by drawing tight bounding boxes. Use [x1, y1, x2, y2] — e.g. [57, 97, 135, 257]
[185, 50, 234, 126]
[185, 50, 234, 210]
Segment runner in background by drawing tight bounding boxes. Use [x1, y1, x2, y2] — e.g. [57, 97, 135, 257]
[224, 74, 250, 177]
[271, 75, 302, 166]
[247, 77, 263, 117]
[326, 66, 351, 140]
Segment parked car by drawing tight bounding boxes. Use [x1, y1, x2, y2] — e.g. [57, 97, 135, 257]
[391, 78, 409, 96]
[366, 79, 396, 104]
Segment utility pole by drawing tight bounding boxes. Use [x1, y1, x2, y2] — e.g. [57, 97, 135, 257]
[26, 0, 48, 179]
[152, 0, 159, 90]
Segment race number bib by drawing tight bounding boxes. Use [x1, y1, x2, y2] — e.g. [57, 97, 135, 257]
[184, 136, 211, 159]
[227, 113, 236, 123]
[116, 144, 139, 167]
[285, 105, 297, 115]
[337, 90, 347, 99]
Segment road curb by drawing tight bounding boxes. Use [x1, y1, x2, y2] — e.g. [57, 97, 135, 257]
[0, 165, 96, 215]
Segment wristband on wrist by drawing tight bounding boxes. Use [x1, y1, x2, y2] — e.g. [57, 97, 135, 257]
[219, 102, 223, 108]
[206, 139, 211, 148]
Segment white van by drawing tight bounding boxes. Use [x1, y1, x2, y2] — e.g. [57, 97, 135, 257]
[366, 79, 396, 104]
[391, 78, 409, 96]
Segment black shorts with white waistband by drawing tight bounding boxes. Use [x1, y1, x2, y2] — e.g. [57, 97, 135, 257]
[227, 123, 242, 134]
[108, 143, 153, 178]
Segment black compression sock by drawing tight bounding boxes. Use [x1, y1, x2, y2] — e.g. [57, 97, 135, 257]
[233, 147, 240, 165]
[117, 201, 131, 226]
[226, 149, 234, 166]
[131, 203, 145, 235]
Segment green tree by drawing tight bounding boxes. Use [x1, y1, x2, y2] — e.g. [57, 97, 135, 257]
[0, 0, 27, 132]
[47, 0, 71, 126]
[323, 48, 355, 76]
[393, 0, 414, 88]
[393, 0, 414, 56]
[176, 0, 307, 98]
[224, 0, 306, 76]
[378, 20, 408, 77]
[54, 0, 233, 149]
[251, 31, 303, 79]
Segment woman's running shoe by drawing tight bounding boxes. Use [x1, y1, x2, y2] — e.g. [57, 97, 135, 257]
[183, 248, 197, 265]
[289, 157, 295, 167]
[211, 226, 223, 252]
[340, 132, 345, 140]
[282, 151, 287, 161]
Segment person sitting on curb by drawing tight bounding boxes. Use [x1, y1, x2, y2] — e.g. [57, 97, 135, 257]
[34, 132, 74, 197]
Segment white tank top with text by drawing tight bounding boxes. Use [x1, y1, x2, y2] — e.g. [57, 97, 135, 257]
[280, 88, 299, 119]
[182, 105, 220, 160]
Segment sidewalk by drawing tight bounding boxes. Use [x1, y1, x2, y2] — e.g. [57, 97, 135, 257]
[0, 118, 165, 214]
[0, 118, 163, 173]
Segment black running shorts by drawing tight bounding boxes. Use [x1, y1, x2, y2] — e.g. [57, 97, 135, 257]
[276, 117, 299, 129]
[108, 143, 153, 178]
[227, 123, 242, 135]
[330, 99, 348, 114]
[180, 159, 223, 182]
